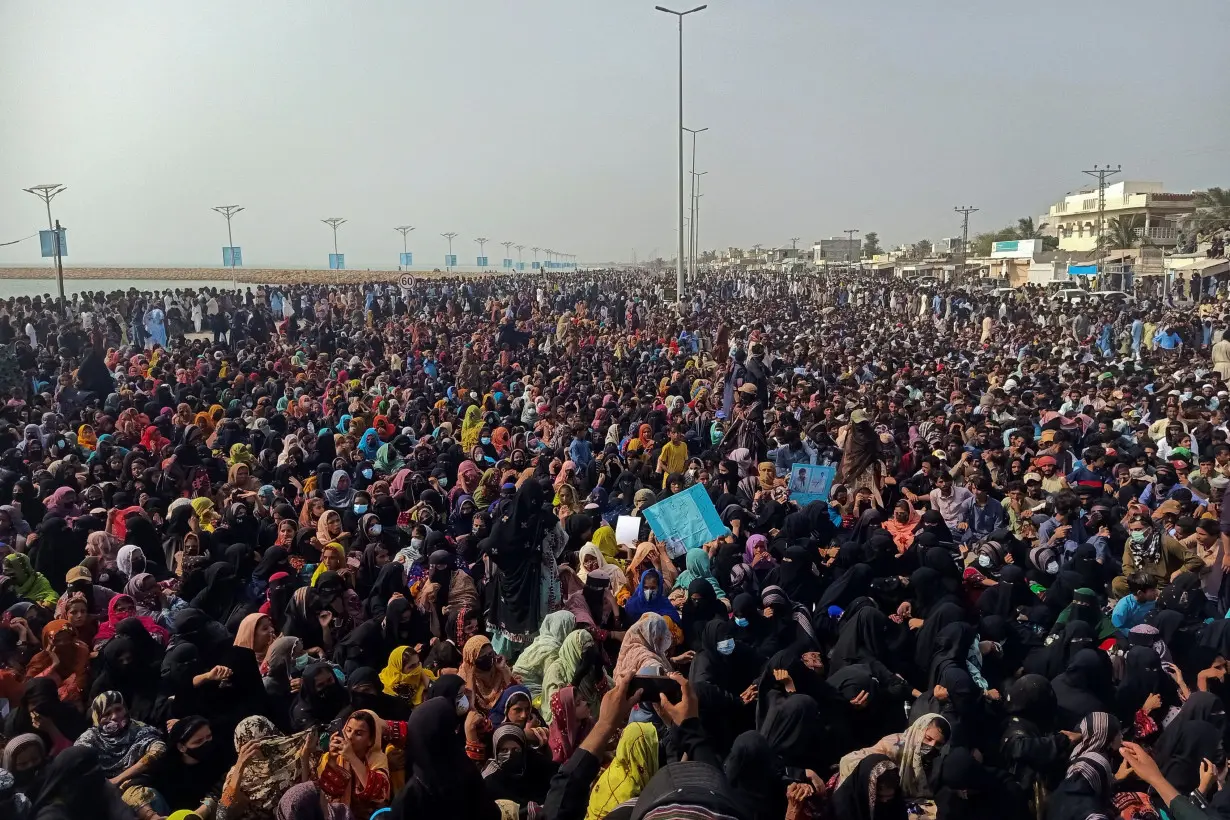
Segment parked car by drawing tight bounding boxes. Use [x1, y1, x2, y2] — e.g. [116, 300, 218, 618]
[1050, 288, 1092, 303]
[1091, 290, 1136, 304]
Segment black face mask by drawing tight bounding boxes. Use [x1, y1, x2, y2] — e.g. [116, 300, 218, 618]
[186, 738, 217, 762]
[475, 654, 494, 672]
[12, 764, 41, 788]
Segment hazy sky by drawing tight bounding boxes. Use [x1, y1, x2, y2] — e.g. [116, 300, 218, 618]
[1, 0, 1227, 269]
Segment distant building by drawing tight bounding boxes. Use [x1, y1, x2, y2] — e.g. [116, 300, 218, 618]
[813, 237, 861, 263]
[1045, 181, 1195, 251]
[933, 237, 961, 255]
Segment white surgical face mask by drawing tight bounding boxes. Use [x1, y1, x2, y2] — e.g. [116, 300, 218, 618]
[1046, 561, 1059, 574]
[370, 524, 382, 535]
[643, 589, 654, 601]
[716, 638, 735, 656]
[455, 694, 470, 715]
[977, 554, 992, 568]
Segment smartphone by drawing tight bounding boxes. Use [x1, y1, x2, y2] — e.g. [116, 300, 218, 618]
[631, 674, 682, 704]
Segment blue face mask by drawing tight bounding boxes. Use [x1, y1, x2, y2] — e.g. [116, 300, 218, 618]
[734, 617, 749, 628]
[438, 477, 449, 488]
[293, 653, 311, 671]
[354, 504, 368, 514]
[362, 468, 373, 480]
[480, 437, 491, 446]
[716, 638, 735, 656]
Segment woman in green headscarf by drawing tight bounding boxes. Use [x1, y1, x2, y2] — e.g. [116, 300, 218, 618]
[3, 553, 58, 607]
[472, 468, 500, 509]
[673, 547, 727, 599]
[373, 442, 404, 474]
[228, 442, 256, 467]
[540, 629, 608, 723]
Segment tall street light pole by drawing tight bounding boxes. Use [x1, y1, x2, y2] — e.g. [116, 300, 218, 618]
[501, 241, 513, 271]
[953, 206, 979, 286]
[441, 232, 458, 271]
[475, 237, 489, 269]
[683, 126, 707, 284]
[321, 218, 346, 271]
[23, 184, 67, 309]
[532, 246, 540, 268]
[656, 4, 707, 304]
[213, 205, 244, 289]
[515, 244, 525, 269]
[692, 169, 708, 282]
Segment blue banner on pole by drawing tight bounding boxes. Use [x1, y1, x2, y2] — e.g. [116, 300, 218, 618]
[517, 262, 526, 271]
[1068, 264, 1098, 276]
[222, 246, 242, 267]
[328, 253, 345, 270]
[39, 229, 67, 258]
[502, 258, 513, 269]
[476, 256, 488, 267]
[445, 254, 457, 267]
[532, 261, 541, 269]
[400, 252, 413, 266]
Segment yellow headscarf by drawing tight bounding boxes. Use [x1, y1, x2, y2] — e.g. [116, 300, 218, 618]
[378, 645, 436, 705]
[460, 405, 484, 451]
[310, 542, 345, 586]
[585, 722, 660, 820]
[591, 523, 619, 563]
[229, 442, 256, 466]
[190, 497, 218, 532]
[77, 424, 98, 453]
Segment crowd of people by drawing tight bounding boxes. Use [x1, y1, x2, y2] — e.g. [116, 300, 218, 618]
[0, 268, 1229, 820]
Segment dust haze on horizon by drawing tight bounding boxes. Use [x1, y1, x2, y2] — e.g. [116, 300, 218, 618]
[0, 0, 1226, 270]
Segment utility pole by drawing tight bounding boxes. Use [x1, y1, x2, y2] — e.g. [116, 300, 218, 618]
[475, 237, 489, 269]
[656, 4, 708, 304]
[441, 232, 458, 271]
[691, 170, 708, 282]
[532, 246, 540, 268]
[790, 237, 800, 250]
[213, 205, 244, 289]
[844, 229, 859, 264]
[1082, 164, 1121, 281]
[515, 244, 525, 269]
[23, 184, 67, 310]
[954, 206, 978, 286]
[501, 241, 513, 271]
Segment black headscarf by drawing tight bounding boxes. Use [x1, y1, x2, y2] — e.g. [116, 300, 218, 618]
[829, 604, 894, 674]
[391, 697, 501, 820]
[725, 730, 787, 820]
[290, 660, 349, 730]
[758, 691, 824, 771]
[1051, 648, 1115, 729]
[488, 479, 553, 636]
[829, 752, 906, 820]
[4, 677, 89, 749]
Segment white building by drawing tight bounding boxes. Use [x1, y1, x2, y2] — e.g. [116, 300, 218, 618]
[1044, 181, 1195, 251]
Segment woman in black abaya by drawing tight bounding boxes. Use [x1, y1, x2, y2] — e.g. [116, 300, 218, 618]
[391, 697, 501, 820]
[488, 479, 554, 650]
[1051, 648, 1115, 730]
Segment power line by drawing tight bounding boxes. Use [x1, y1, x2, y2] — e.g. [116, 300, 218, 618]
[1081, 164, 1121, 278]
[954, 206, 979, 285]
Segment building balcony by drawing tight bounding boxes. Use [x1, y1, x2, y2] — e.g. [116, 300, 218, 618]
[1135, 227, 1178, 243]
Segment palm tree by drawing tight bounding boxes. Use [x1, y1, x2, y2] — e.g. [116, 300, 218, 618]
[1195, 187, 1230, 235]
[1017, 217, 1042, 238]
[1100, 215, 1145, 249]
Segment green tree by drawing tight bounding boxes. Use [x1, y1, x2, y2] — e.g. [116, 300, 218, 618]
[1195, 187, 1230, 235]
[1101, 215, 1145, 249]
[1016, 217, 1039, 238]
[862, 232, 882, 256]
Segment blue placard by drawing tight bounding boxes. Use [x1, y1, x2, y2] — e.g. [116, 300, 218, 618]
[642, 483, 730, 557]
[476, 256, 488, 267]
[328, 253, 345, 270]
[502, 258, 513, 269]
[400, 252, 413, 266]
[532, 261, 541, 269]
[445, 254, 457, 267]
[517, 262, 526, 271]
[222, 246, 242, 267]
[39, 229, 66, 258]
[786, 463, 836, 507]
[1068, 264, 1098, 276]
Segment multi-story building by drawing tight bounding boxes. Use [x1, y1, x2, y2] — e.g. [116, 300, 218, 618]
[1045, 181, 1195, 251]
